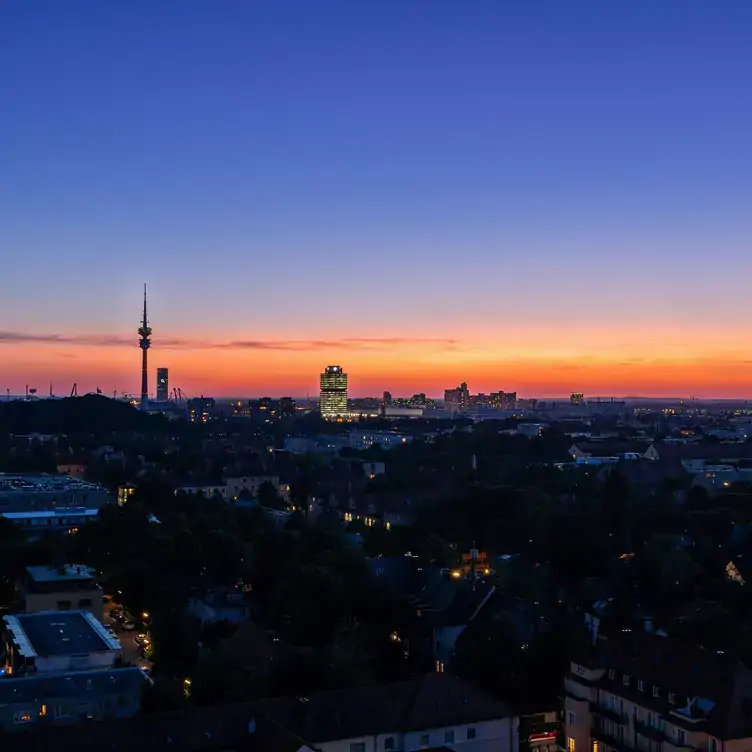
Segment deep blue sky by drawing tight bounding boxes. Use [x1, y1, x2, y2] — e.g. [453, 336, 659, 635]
[3, 1, 752, 396]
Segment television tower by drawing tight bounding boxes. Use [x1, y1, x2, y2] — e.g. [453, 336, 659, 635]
[138, 283, 152, 405]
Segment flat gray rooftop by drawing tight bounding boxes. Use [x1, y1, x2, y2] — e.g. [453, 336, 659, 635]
[15, 612, 109, 656]
[26, 564, 97, 583]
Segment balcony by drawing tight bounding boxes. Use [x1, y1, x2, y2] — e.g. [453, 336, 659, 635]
[634, 719, 669, 744]
[591, 724, 631, 752]
[592, 704, 628, 724]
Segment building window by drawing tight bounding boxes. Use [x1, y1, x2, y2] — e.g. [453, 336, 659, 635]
[436, 660, 445, 673]
[593, 743, 599, 752]
[623, 674, 631, 686]
[350, 744, 366, 752]
[445, 730, 455, 744]
[676, 729, 685, 746]
[638, 680, 646, 692]
[576, 664, 585, 675]
[709, 739, 717, 752]
[39, 704, 47, 717]
[54, 706, 70, 719]
[14, 711, 33, 724]
[57, 600, 71, 610]
[468, 728, 477, 741]
[420, 734, 430, 747]
[568, 712, 577, 726]
[668, 692, 676, 705]
[79, 598, 92, 608]
[608, 669, 615, 680]
[653, 686, 660, 698]
[385, 738, 395, 751]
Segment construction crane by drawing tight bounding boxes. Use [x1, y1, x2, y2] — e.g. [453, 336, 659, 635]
[70, 383, 78, 398]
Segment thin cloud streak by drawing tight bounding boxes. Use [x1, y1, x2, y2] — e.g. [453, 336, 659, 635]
[0, 331, 459, 351]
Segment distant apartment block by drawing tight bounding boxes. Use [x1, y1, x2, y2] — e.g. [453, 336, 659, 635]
[188, 397, 215, 424]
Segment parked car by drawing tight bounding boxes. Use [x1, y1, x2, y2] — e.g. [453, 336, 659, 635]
[135, 633, 149, 647]
[122, 620, 136, 631]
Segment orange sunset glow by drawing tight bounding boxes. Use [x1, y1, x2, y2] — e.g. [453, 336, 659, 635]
[3, 322, 751, 399]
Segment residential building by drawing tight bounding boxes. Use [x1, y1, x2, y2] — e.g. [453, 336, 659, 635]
[348, 431, 412, 450]
[3, 507, 100, 534]
[117, 484, 135, 506]
[20, 565, 104, 622]
[4, 611, 121, 675]
[563, 630, 752, 752]
[252, 672, 519, 752]
[0, 666, 147, 732]
[445, 383, 471, 412]
[0, 703, 313, 751]
[225, 475, 280, 500]
[55, 463, 88, 480]
[0, 474, 111, 513]
[0, 610, 149, 731]
[188, 397, 216, 424]
[156, 367, 169, 402]
[320, 366, 348, 418]
[645, 442, 752, 473]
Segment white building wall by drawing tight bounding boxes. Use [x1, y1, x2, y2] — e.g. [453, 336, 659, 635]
[317, 717, 517, 752]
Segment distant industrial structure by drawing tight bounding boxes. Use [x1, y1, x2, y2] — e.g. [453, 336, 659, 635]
[137, 284, 151, 406]
[320, 365, 348, 418]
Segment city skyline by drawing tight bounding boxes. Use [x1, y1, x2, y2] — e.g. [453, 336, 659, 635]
[3, 2, 752, 398]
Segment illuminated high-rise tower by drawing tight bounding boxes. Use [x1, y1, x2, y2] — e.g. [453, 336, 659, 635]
[156, 367, 169, 402]
[319, 365, 348, 418]
[138, 284, 152, 405]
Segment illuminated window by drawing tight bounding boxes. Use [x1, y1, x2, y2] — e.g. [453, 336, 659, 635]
[593, 743, 599, 752]
[568, 738, 576, 752]
[14, 711, 32, 723]
[623, 674, 631, 686]
[39, 704, 47, 717]
[436, 660, 444, 673]
[638, 680, 646, 692]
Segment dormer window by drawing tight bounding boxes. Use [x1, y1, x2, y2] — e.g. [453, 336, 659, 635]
[638, 680, 646, 692]
[623, 674, 631, 687]
[608, 669, 615, 680]
[653, 686, 660, 698]
[669, 692, 676, 705]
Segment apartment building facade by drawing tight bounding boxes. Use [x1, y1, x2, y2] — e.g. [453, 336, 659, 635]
[564, 632, 752, 752]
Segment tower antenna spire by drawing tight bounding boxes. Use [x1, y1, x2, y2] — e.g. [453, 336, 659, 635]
[138, 283, 152, 406]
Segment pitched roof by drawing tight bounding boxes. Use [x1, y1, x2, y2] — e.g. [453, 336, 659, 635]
[649, 442, 752, 462]
[251, 673, 513, 743]
[578, 632, 752, 740]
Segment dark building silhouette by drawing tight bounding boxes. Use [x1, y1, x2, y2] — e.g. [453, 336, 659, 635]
[156, 368, 169, 402]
